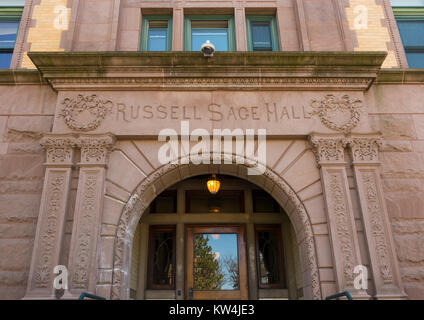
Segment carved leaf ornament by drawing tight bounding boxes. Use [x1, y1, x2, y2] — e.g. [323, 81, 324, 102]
[311, 94, 362, 133]
[59, 94, 113, 131]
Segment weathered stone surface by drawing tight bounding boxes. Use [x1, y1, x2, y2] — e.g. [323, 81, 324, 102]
[6, 143, 44, 154]
[401, 267, 424, 282]
[380, 152, 424, 178]
[392, 220, 424, 234]
[0, 155, 45, 180]
[0, 239, 33, 271]
[380, 141, 413, 153]
[394, 234, 424, 263]
[7, 116, 53, 135]
[0, 223, 36, 239]
[0, 180, 43, 194]
[412, 141, 424, 153]
[383, 179, 424, 193]
[0, 194, 41, 225]
[385, 193, 424, 219]
[413, 115, 424, 140]
[370, 115, 417, 140]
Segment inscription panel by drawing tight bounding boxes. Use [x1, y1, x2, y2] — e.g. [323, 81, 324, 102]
[53, 91, 371, 136]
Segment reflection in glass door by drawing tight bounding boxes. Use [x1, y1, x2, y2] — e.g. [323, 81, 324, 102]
[186, 226, 248, 299]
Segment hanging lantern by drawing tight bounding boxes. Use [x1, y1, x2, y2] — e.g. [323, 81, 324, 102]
[207, 174, 220, 194]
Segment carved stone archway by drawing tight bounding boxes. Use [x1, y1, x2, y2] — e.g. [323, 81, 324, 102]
[109, 153, 322, 300]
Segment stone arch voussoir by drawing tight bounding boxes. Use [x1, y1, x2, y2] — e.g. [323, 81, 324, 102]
[109, 152, 321, 300]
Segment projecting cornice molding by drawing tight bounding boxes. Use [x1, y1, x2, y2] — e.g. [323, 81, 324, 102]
[26, 51, 388, 91]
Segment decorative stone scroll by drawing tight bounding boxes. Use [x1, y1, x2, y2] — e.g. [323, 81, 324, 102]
[309, 133, 369, 299]
[59, 94, 113, 132]
[78, 134, 116, 165]
[309, 134, 347, 164]
[348, 135, 406, 299]
[349, 135, 382, 163]
[40, 134, 77, 164]
[65, 133, 116, 297]
[24, 134, 76, 299]
[310, 94, 362, 133]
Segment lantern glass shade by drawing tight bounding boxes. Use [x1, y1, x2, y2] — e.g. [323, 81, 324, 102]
[207, 175, 220, 194]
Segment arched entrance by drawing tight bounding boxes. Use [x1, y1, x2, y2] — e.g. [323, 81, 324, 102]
[108, 153, 321, 300]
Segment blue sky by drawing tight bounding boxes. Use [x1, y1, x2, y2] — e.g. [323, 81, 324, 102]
[391, 0, 424, 6]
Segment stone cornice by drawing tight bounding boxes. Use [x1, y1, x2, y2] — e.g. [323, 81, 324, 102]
[376, 69, 424, 84]
[26, 51, 387, 91]
[0, 70, 46, 85]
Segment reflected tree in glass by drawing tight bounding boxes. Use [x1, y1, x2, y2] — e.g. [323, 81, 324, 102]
[193, 235, 224, 290]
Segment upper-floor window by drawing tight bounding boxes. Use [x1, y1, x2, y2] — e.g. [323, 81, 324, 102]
[392, 2, 424, 68]
[141, 15, 172, 51]
[246, 15, 279, 51]
[184, 15, 235, 51]
[0, 4, 23, 69]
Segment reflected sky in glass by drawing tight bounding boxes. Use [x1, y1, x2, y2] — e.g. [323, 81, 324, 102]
[0, 22, 19, 49]
[0, 53, 13, 69]
[193, 233, 239, 290]
[148, 28, 167, 51]
[191, 28, 228, 51]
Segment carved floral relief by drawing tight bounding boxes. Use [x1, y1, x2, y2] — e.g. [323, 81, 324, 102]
[59, 94, 113, 132]
[34, 174, 65, 288]
[310, 94, 362, 133]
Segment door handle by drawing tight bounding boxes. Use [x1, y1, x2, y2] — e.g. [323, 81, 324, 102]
[188, 287, 193, 300]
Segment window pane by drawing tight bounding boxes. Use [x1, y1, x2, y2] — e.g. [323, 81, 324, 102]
[0, 52, 12, 69]
[0, 22, 19, 49]
[148, 20, 168, 51]
[193, 233, 239, 290]
[251, 22, 272, 51]
[406, 51, 424, 68]
[186, 190, 244, 213]
[149, 229, 175, 288]
[252, 190, 280, 213]
[257, 230, 281, 286]
[397, 21, 424, 48]
[191, 20, 228, 51]
[149, 190, 177, 213]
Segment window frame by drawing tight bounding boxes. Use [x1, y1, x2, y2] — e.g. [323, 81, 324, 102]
[184, 15, 236, 51]
[246, 15, 280, 52]
[255, 225, 286, 289]
[147, 225, 176, 290]
[393, 7, 424, 68]
[140, 15, 173, 51]
[0, 6, 23, 69]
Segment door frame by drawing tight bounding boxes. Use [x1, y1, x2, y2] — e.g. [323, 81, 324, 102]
[185, 225, 248, 300]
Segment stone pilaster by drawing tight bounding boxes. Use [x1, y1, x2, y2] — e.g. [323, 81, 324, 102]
[24, 134, 76, 299]
[309, 134, 369, 299]
[65, 134, 116, 298]
[348, 134, 407, 299]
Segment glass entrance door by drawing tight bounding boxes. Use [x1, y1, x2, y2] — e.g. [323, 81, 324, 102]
[185, 226, 248, 299]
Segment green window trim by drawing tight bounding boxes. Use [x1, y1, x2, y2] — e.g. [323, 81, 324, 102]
[246, 15, 280, 51]
[140, 15, 173, 51]
[184, 15, 236, 51]
[0, 7, 23, 21]
[393, 7, 424, 68]
[392, 7, 424, 20]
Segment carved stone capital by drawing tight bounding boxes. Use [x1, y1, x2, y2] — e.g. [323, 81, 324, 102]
[309, 134, 348, 165]
[77, 134, 116, 165]
[40, 134, 77, 165]
[348, 134, 382, 163]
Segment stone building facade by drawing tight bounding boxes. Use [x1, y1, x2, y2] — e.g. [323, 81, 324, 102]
[0, 0, 423, 300]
